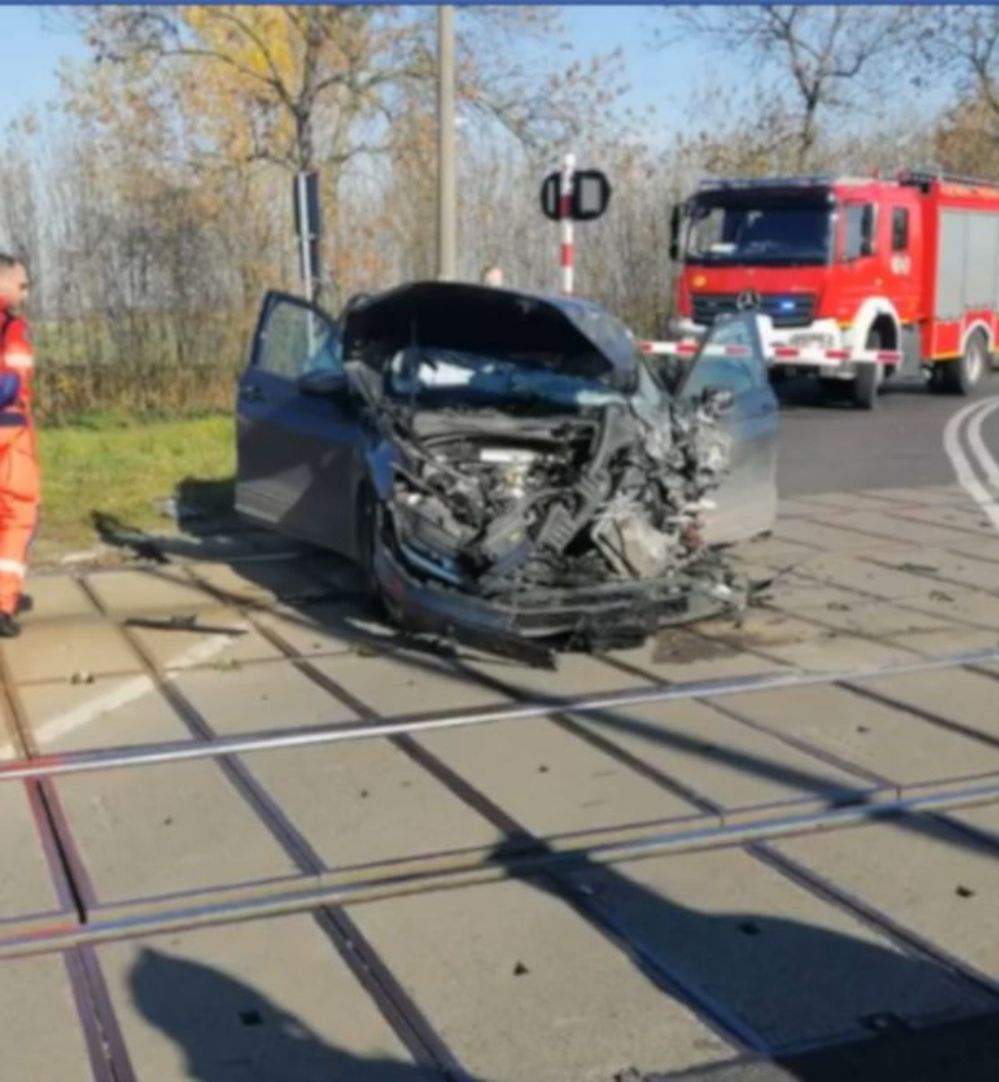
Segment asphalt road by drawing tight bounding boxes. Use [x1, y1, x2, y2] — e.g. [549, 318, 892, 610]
[776, 372, 999, 497]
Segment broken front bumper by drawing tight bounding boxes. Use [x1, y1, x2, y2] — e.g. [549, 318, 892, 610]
[373, 539, 743, 666]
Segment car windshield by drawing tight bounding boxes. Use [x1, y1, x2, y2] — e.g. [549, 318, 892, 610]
[686, 195, 832, 266]
[386, 346, 657, 412]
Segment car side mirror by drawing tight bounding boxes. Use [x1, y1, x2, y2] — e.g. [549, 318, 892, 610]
[298, 369, 351, 403]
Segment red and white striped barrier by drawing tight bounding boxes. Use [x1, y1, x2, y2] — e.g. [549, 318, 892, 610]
[560, 153, 575, 296]
[640, 340, 903, 367]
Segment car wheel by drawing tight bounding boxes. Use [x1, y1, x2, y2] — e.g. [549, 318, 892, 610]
[937, 330, 987, 396]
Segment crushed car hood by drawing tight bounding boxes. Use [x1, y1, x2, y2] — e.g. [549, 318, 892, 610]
[342, 281, 641, 390]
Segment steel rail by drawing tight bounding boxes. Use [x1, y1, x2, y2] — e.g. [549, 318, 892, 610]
[2, 777, 997, 962]
[4, 646, 999, 783]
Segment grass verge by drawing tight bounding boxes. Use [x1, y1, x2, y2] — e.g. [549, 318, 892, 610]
[36, 413, 236, 558]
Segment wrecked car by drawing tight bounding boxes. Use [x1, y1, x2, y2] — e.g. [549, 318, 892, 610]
[235, 282, 778, 663]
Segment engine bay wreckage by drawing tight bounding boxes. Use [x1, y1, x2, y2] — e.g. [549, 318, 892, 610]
[341, 282, 752, 666]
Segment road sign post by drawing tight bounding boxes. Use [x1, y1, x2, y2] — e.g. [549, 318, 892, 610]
[560, 153, 576, 296]
[293, 170, 322, 304]
[540, 157, 612, 297]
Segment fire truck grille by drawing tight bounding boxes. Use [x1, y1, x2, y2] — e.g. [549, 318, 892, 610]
[691, 293, 816, 328]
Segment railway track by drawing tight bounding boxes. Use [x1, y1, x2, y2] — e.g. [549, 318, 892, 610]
[2, 563, 999, 1080]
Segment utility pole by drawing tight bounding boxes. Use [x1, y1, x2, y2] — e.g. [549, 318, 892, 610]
[437, 4, 456, 280]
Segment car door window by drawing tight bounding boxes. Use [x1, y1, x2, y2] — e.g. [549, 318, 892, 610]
[678, 315, 766, 399]
[256, 296, 342, 380]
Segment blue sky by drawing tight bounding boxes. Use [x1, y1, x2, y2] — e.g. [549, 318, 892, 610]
[0, 5, 750, 135]
[0, 5, 950, 139]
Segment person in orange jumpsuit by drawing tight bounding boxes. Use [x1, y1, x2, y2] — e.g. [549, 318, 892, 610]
[0, 254, 36, 637]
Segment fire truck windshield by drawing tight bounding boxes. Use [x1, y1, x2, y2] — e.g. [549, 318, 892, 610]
[686, 195, 832, 266]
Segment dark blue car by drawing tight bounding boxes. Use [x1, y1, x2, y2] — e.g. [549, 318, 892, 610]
[235, 282, 777, 662]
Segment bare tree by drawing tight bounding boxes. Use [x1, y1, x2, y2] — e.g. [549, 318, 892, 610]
[659, 6, 915, 170]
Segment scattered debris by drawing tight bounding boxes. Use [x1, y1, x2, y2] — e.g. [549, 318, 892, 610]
[929, 590, 954, 603]
[899, 562, 938, 576]
[70, 670, 95, 685]
[123, 615, 247, 637]
[512, 961, 530, 977]
[827, 601, 852, 612]
[955, 884, 975, 899]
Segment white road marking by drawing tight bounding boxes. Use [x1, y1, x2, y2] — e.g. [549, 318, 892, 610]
[0, 625, 244, 759]
[967, 398, 999, 494]
[943, 396, 999, 534]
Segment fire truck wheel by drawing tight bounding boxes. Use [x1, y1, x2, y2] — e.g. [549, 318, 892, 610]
[938, 331, 988, 395]
[854, 328, 888, 409]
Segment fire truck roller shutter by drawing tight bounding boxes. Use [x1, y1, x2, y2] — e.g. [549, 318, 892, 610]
[933, 208, 996, 393]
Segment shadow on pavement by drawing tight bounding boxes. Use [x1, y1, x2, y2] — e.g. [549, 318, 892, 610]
[129, 947, 451, 1081]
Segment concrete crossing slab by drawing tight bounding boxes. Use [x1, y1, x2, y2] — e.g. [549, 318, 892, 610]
[566, 697, 874, 813]
[861, 548, 999, 592]
[896, 588, 999, 631]
[568, 846, 986, 1049]
[773, 807, 999, 979]
[854, 667, 999, 744]
[0, 954, 94, 1081]
[716, 684, 999, 788]
[252, 601, 395, 658]
[773, 517, 899, 553]
[242, 738, 501, 871]
[348, 876, 733, 1081]
[84, 569, 216, 616]
[310, 650, 516, 716]
[20, 574, 95, 619]
[96, 913, 433, 1081]
[130, 606, 283, 671]
[173, 661, 356, 735]
[18, 676, 192, 754]
[807, 510, 987, 549]
[787, 554, 952, 600]
[597, 628, 797, 685]
[415, 714, 700, 838]
[0, 783, 70, 927]
[465, 650, 647, 699]
[54, 760, 300, 907]
[2, 620, 141, 683]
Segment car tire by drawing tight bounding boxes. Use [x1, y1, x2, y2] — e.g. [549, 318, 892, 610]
[936, 330, 987, 396]
[853, 330, 883, 410]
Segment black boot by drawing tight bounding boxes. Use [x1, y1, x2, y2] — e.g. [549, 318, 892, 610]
[0, 612, 20, 638]
[15, 595, 32, 614]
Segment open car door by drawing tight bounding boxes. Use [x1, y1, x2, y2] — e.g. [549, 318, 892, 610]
[677, 313, 778, 545]
[235, 291, 359, 554]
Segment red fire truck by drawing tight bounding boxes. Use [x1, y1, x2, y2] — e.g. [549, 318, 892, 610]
[665, 170, 999, 408]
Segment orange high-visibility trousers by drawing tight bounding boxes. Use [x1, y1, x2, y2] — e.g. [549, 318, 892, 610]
[0, 427, 39, 615]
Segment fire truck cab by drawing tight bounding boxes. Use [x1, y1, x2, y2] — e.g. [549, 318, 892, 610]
[669, 171, 999, 408]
